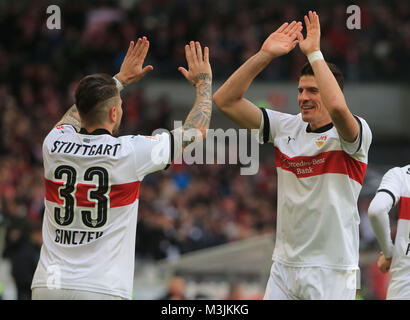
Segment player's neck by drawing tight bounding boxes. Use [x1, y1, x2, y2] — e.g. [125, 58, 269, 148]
[82, 124, 113, 135]
[308, 116, 332, 132]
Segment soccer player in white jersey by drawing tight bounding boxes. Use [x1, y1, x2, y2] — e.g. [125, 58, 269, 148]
[31, 38, 212, 300]
[213, 11, 372, 299]
[368, 165, 410, 299]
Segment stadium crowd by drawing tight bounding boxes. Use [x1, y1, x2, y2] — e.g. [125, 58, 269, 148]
[0, 0, 408, 299]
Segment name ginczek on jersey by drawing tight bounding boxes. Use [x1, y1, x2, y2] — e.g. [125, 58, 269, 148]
[54, 229, 103, 245]
[51, 141, 121, 157]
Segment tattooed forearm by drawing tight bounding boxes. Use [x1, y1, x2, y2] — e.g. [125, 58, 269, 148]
[193, 73, 212, 84]
[181, 74, 212, 148]
[55, 104, 81, 131]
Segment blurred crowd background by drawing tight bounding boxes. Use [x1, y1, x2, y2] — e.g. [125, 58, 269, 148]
[0, 0, 409, 300]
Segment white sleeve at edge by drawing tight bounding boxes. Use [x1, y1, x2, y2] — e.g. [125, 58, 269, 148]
[368, 191, 395, 258]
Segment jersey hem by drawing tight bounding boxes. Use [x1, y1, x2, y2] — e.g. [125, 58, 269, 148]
[31, 282, 131, 300]
[272, 257, 359, 270]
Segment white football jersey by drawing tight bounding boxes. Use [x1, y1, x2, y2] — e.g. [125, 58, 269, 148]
[377, 165, 410, 299]
[259, 109, 372, 270]
[31, 125, 172, 299]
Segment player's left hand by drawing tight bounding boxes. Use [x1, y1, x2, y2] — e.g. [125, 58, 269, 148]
[178, 41, 212, 87]
[115, 37, 154, 86]
[297, 11, 321, 56]
[377, 251, 392, 274]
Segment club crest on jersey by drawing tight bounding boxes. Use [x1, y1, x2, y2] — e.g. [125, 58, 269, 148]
[315, 135, 327, 148]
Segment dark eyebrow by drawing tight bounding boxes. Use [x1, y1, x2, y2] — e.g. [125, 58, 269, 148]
[298, 86, 319, 92]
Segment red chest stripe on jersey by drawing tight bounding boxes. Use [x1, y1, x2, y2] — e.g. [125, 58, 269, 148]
[398, 197, 410, 220]
[274, 147, 367, 184]
[45, 179, 140, 208]
[75, 183, 96, 208]
[109, 181, 140, 208]
[44, 179, 64, 204]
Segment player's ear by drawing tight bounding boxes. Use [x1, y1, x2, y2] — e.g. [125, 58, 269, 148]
[108, 106, 117, 123]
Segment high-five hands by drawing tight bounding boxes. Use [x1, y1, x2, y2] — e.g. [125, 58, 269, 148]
[260, 11, 322, 59]
[260, 21, 303, 58]
[115, 12, 320, 87]
[115, 37, 154, 86]
[297, 11, 321, 56]
[178, 41, 212, 87]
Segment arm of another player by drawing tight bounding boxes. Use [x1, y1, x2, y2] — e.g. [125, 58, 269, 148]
[172, 41, 212, 154]
[368, 191, 395, 271]
[297, 11, 358, 142]
[213, 21, 302, 130]
[55, 37, 153, 131]
[368, 167, 403, 273]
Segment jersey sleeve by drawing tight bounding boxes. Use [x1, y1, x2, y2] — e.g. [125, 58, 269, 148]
[131, 132, 173, 180]
[368, 191, 395, 258]
[377, 167, 404, 207]
[339, 116, 372, 156]
[258, 108, 294, 144]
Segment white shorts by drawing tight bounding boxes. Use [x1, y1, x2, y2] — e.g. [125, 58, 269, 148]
[263, 261, 357, 300]
[31, 287, 127, 300]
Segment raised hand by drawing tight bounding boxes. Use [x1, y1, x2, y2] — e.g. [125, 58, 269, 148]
[178, 41, 212, 87]
[115, 37, 154, 86]
[297, 11, 321, 56]
[260, 21, 303, 59]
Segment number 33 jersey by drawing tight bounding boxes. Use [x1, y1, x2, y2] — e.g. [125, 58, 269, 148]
[32, 125, 172, 299]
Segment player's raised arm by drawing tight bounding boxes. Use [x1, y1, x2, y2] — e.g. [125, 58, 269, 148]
[172, 41, 212, 152]
[56, 37, 154, 131]
[114, 37, 154, 87]
[297, 11, 358, 142]
[213, 21, 302, 130]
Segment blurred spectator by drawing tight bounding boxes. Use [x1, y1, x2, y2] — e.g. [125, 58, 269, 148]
[365, 260, 391, 300]
[3, 221, 42, 300]
[159, 276, 186, 300]
[225, 282, 245, 300]
[135, 161, 277, 261]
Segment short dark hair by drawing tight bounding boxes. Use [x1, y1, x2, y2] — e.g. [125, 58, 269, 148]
[300, 62, 344, 91]
[75, 73, 118, 122]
